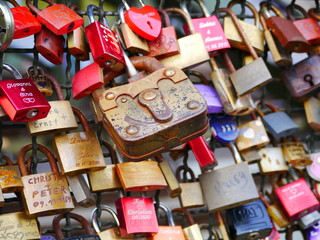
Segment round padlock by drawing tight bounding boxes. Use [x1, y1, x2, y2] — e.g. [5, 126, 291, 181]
[0, 2, 14, 51]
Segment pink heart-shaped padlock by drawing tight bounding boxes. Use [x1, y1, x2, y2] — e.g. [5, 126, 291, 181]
[124, 5, 161, 41]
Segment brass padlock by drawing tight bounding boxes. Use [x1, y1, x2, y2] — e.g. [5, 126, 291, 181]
[304, 97, 320, 132]
[0, 154, 23, 193]
[281, 136, 312, 166]
[27, 66, 53, 97]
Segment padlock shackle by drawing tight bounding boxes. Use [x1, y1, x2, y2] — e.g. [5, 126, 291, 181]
[165, 7, 196, 34]
[227, 0, 260, 27]
[3, 63, 22, 79]
[175, 165, 196, 183]
[3, 0, 20, 8]
[286, 4, 309, 21]
[118, 3, 126, 23]
[53, 212, 96, 238]
[155, 202, 175, 226]
[226, 142, 242, 164]
[180, 0, 210, 18]
[17, 144, 59, 177]
[259, 12, 268, 31]
[198, 223, 220, 240]
[219, 8, 259, 59]
[259, 1, 285, 20]
[130, 56, 164, 72]
[45, 73, 65, 100]
[71, 106, 90, 132]
[259, 191, 271, 208]
[1, 155, 13, 166]
[86, 4, 109, 26]
[26, 0, 55, 14]
[172, 207, 195, 225]
[101, 140, 118, 164]
[184, 70, 210, 85]
[255, 101, 279, 117]
[91, 205, 119, 233]
[156, 8, 172, 27]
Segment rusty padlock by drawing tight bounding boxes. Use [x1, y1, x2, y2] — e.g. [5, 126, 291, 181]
[0, 154, 23, 193]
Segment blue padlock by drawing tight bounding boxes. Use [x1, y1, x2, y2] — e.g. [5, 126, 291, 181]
[210, 114, 239, 143]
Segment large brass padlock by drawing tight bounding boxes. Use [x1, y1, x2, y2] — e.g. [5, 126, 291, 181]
[0, 154, 23, 193]
[18, 144, 74, 217]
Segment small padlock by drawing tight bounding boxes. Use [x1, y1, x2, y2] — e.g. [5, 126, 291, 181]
[4, 0, 42, 39]
[85, 4, 125, 72]
[0, 1, 14, 51]
[18, 144, 74, 217]
[225, 0, 264, 54]
[306, 220, 320, 240]
[307, 152, 320, 182]
[26, 0, 83, 35]
[53, 212, 99, 240]
[0, 63, 51, 122]
[226, 199, 273, 240]
[260, 1, 311, 53]
[54, 106, 106, 175]
[304, 97, 320, 132]
[281, 136, 312, 166]
[27, 66, 53, 97]
[287, 4, 320, 45]
[116, 196, 159, 238]
[181, 0, 230, 53]
[256, 101, 299, 141]
[298, 211, 320, 230]
[210, 114, 239, 144]
[88, 140, 122, 192]
[35, 26, 65, 65]
[0, 154, 23, 193]
[199, 142, 259, 212]
[176, 165, 205, 209]
[159, 7, 210, 69]
[148, 202, 186, 240]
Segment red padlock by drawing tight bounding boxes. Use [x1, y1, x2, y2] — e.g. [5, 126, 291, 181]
[0, 63, 50, 122]
[35, 26, 65, 65]
[26, 0, 83, 35]
[85, 4, 125, 72]
[4, 0, 42, 39]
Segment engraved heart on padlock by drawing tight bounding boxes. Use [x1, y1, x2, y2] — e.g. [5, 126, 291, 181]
[243, 128, 255, 139]
[37, 81, 48, 88]
[124, 5, 161, 41]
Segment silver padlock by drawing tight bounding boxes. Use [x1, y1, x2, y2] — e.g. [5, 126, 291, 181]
[0, 2, 14, 51]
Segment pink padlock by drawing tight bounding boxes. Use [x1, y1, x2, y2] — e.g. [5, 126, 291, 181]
[307, 153, 320, 182]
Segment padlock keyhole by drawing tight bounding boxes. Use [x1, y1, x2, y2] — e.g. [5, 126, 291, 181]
[0, 27, 6, 34]
[304, 74, 314, 86]
[147, 21, 153, 29]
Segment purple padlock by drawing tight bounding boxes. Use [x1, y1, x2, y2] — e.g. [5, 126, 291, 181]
[307, 153, 320, 182]
[194, 84, 223, 114]
[306, 220, 320, 240]
[40, 236, 56, 240]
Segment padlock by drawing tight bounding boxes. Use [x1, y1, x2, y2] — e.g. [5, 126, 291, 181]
[298, 211, 320, 230]
[274, 168, 319, 221]
[210, 114, 239, 143]
[40, 236, 56, 240]
[72, 62, 104, 100]
[259, 12, 292, 67]
[181, 0, 230, 53]
[4, 0, 42, 39]
[27, 66, 53, 97]
[260, 1, 311, 53]
[85, 4, 125, 72]
[27, 73, 78, 135]
[188, 136, 217, 171]
[199, 142, 259, 212]
[117, 3, 150, 54]
[259, 190, 292, 228]
[53, 212, 99, 240]
[198, 224, 220, 240]
[307, 152, 320, 182]
[147, 8, 179, 59]
[35, 26, 65, 65]
[186, 70, 223, 114]
[0, 1, 14, 51]
[26, 0, 83, 35]
[0, 186, 4, 207]
[0, 63, 51, 122]
[116, 158, 167, 192]
[115, 196, 159, 237]
[281, 54, 320, 102]
[287, 4, 320, 45]
[304, 97, 320, 132]
[262, 222, 281, 240]
[172, 207, 205, 240]
[159, 7, 210, 69]
[175, 165, 205, 209]
[148, 202, 186, 240]
[54, 106, 106, 175]
[123, 0, 161, 41]
[220, 7, 272, 97]
[18, 144, 74, 217]
[240, 147, 261, 164]
[99, 56, 208, 161]
[214, 212, 231, 240]
[88, 140, 122, 192]
[306, 220, 320, 240]
[235, 112, 270, 152]
[225, 0, 264, 54]
[226, 199, 273, 240]
[155, 154, 181, 198]
[0, 154, 23, 193]
[281, 136, 312, 166]
[256, 101, 299, 141]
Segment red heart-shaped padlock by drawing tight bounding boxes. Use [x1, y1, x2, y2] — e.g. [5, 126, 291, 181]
[124, 5, 161, 41]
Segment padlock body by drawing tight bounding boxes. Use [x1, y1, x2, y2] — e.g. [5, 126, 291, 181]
[281, 55, 320, 101]
[304, 97, 320, 131]
[11, 6, 42, 39]
[307, 153, 320, 182]
[36, 27, 65, 65]
[179, 182, 205, 208]
[240, 148, 261, 164]
[31, 74, 53, 97]
[227, 200, 273, 240]
[158, 160, 181, 198]
[36, 4, 84, 35]
[263, 112, 299, 140]
[194, 84, 223, 114]
[0, 79, 51, 122]
[282, 142, 312, 166]
[67, 26, 89, 61]
[306, 221, 320, 240]
[0, 165, 23, 193]
[294, 18, 320, 44]
[85, 21, 125, 72]
[266, 16, 311, 52]
[183, 224, 204, 240]
[266, 202, 292, 228]
[298, 211, 320, 229]
[115, 197, 159, 237]
[210, 114, 239, 143]
[148, 226, 185, 240]
[72, 62, 104, 100]
[275, 178, 319, 221]
[258, 147, 289, 174]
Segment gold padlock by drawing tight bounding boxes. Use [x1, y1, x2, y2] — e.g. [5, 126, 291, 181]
[304, 97, 320, 132]
[282, 136, 312, 166]
[0, 155, 23, 193]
